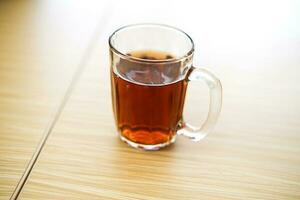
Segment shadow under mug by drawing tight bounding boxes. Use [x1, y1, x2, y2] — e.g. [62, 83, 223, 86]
[109, 24, 222, 150]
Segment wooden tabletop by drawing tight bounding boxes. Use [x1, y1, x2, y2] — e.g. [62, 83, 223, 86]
[1, 1, 300, 200]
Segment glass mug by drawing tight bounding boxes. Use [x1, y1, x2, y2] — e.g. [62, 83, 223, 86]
[109, 24, 222, 150]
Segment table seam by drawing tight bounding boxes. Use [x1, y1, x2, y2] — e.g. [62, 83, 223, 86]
[9, 6, 112, 200]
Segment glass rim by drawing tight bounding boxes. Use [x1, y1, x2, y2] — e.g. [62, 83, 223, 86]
[108, 23, 195, 64]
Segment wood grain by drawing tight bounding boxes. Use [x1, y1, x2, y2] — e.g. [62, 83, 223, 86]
[3, 0, 300, 199]
[18, 3, 300, 197]
[0, 1, 106, 199]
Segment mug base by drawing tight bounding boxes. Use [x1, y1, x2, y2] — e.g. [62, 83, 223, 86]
[119, 134, 176, 151]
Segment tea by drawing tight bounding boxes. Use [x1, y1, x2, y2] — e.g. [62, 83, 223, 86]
[111, 50, 188, 145]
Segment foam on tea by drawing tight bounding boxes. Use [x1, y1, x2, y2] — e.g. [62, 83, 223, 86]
[116, 50, 182, 85]
[127, 50, 175, 60]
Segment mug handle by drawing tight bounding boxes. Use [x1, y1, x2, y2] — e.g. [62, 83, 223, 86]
[177, 67, 222, 141]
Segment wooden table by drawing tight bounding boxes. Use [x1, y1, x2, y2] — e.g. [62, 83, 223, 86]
[1, 1, 299, 199]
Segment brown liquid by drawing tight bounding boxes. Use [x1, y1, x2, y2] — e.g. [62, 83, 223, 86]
[111, 50, 188, 145]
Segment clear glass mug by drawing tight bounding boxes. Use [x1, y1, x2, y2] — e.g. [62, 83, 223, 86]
[109, 24, 222, 150]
